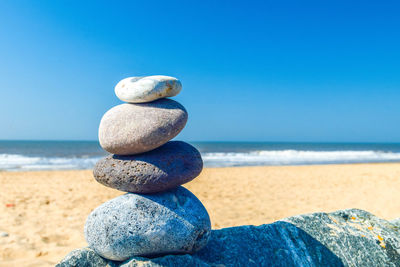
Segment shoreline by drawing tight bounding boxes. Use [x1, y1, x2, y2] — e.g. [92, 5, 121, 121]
[2, 163, 400, 266]
[2, 160, 400, 173]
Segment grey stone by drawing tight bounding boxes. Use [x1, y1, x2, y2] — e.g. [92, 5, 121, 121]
[57, 248, 207, 267]
[99, 99, 188, 155]
[62, 209, 400, 266]
[390, 218, 400, 228]
[281, 209, 400, 266]
[93, 141, 203, 193]
[55, 247, 109, 267]
[84, 186, 211, 261]
[118, 254, 208, 267]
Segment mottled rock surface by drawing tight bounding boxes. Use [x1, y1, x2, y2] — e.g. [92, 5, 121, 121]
[282, 209, 400, 266]
[84, 186, 211, 261]
[94, 141, 203, 193]
[61, 209, 400, 266]
[390, 218, 400, 228]
[57, 249, 207, 267]
[98, 99, 187, 155]
[115, 75, 182, 103]
[56, 247, 109, 267]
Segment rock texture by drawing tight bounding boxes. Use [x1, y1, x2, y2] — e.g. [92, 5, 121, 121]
[390, 218, 400, 228]
[115, 75, 182, 103]
[93, 141, 203, 193]
[60, 209, 400, 266]
[281, 209, 400, 266]
[84, 186, 211, 261]
[56, 247, 109, 267]
[98, 99, 188, 155]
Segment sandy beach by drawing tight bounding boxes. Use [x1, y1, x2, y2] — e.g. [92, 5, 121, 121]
[1, 163, 400, 266]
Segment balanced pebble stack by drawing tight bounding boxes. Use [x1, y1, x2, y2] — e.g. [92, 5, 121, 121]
[84, 75, 211, 261]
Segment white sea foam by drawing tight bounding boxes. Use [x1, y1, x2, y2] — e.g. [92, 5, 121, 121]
[202, 150, 400, 167]
[1, 150, 400, 171]
[0, 154, 102, 171]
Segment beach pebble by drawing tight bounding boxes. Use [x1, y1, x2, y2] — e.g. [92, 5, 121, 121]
[99, 99, 188, 155]
[93, 141, 203, 193]
[0, 232, 8, 237]
[115, 75, 182, 103]
[84, 186, 211, 261]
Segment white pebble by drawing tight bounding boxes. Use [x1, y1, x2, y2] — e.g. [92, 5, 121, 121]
[115, 75, 182, 103]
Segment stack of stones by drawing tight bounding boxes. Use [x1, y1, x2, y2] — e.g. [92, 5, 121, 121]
[84, 75, 211, 261]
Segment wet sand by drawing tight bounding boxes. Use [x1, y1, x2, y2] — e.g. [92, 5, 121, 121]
[1, 163, 400, 266]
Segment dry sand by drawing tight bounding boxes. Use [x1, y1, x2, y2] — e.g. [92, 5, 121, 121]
[1, 163, 400, 266]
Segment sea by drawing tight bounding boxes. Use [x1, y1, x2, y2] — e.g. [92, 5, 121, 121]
[1, 140, 400, 171]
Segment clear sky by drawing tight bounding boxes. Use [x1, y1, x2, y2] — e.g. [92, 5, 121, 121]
[0, 1, 399, 142]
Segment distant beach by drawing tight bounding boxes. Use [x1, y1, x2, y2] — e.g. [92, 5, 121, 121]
[1, 141, 400, 171]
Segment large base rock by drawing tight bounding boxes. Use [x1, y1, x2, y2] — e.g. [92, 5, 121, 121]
[58, 209, 400, 266]
[84, 187, 211, 261]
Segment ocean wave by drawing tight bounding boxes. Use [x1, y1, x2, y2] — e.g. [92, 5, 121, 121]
[202, 150, 400, 167]
[1, 150, 400, 171]
[0, 154, 102, 171]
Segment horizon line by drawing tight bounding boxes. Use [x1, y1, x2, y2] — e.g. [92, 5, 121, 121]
[1, 139, 400, 144]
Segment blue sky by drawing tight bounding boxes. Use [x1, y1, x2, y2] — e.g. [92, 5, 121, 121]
[0, 0, 399, 142]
